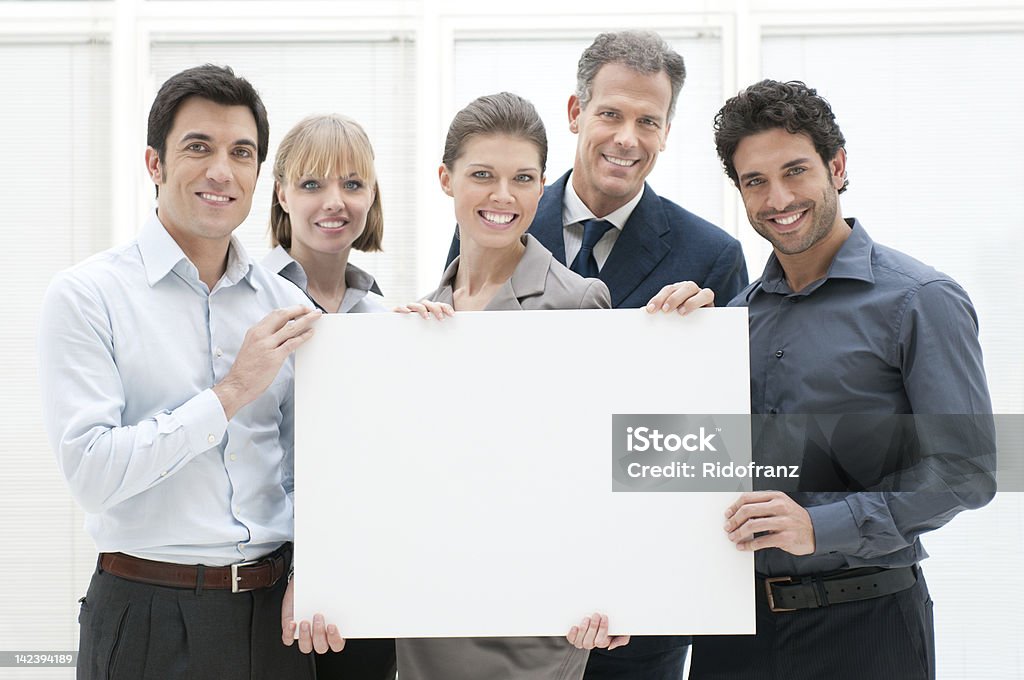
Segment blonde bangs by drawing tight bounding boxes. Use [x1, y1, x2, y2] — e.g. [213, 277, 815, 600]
[275, 114, 377, 187]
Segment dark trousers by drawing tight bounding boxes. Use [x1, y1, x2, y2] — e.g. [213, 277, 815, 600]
[314, 638, 397, 680]
[582, 636, 688, 680]
[77, 559, 314, 680]
[583, 646, 687, 680]
[689, 570, 934, 680]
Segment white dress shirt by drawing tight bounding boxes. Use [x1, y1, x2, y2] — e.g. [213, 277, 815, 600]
[39, 211, 310, 565]
[560, 172, 645, 271]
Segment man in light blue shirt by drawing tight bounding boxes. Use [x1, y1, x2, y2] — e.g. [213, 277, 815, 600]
[39, 64, 329, 679]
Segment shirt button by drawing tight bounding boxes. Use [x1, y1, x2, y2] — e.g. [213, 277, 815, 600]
[789, 297, 799, 303]
[237, 543, 245, 550]
[160, 471, 167, 477]
[215, 347, 224, 358]
[768, 408, 779, 415]
[775, 349, 784, 358]
[207, 434, 217, 444]
[229, 453, 237, 462]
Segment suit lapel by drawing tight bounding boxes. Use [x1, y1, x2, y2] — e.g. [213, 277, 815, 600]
[485, 281, 523, 310]
[600, 183, 670, 306]
[527, 171, 570, 265]
[487, 235, 549, 310]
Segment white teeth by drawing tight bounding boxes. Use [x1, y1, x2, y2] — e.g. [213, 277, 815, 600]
[200, 193, 230, 202]
[604, 155, 637, 167]
[774, 212, 804, 226]
[317, 220, 345, 229]
[482, 211, 514, 224]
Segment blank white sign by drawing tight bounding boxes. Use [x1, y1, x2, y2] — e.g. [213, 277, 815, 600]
[294, 308, 754, 637]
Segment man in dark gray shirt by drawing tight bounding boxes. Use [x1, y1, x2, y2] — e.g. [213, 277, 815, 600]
[689, 80, 995, 680]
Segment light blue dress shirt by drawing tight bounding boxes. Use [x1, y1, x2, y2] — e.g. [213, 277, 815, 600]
[262, 245, 386, 313]
[39, 211, 310, 565]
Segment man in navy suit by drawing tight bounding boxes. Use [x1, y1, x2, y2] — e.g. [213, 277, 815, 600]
[445, 30, 748, 680]
[447, 30, 747, 312]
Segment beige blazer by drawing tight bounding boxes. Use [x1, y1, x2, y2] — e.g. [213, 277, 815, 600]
[426, 233, 611, 310]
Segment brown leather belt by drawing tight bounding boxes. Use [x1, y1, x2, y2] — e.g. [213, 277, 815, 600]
[99, 544, 290, 593]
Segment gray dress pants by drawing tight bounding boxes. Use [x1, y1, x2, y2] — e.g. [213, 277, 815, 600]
[77, 561, 314, 680]
[397, 636, 588, 680]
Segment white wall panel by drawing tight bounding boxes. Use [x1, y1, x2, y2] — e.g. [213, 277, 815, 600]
[0, 39, 110, 680]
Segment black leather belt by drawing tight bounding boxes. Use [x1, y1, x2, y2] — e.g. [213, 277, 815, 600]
[762, 565, 918, 613]
[99, 543, 291, 593]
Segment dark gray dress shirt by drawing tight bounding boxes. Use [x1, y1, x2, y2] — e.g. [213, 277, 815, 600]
[729, 218, 995, 577]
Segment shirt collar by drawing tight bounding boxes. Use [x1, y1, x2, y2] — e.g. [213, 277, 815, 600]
[345, 261, 384, 297]
[263, 244, 308, 290]
[222, 236, 255, 289]
[261, 245, 383, 298]
[138, 211, 187, 286]
[758, 218, 875, 295]
[562, 172, 644, 231]
[138, 210, 254, 289]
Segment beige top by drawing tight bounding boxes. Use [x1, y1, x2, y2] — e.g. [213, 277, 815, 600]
[427, 233, 610, 311]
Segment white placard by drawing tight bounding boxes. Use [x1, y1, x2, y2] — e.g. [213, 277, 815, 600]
[294, 308, 754, 637]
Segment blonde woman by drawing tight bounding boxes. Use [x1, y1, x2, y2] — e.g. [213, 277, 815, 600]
[269, 114, 395, 680]
[264, 114, 386, 315]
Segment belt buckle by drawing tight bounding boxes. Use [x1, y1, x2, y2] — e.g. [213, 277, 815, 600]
[765, 576, 797, 613]
[231, 559, 260, 593]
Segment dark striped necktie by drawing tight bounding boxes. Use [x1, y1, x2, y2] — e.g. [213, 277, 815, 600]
[569, 219, 614, 278]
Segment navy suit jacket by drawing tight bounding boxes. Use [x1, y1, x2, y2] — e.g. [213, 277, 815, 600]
[446, 170, 748, 308]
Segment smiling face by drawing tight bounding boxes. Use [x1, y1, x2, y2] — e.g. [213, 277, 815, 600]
[145, 96, 259, 253]
[733, 128, 847, 258]
[568, 62, 672, 217]
[277, 171, 374, 260]
[439, 133, 544, 253]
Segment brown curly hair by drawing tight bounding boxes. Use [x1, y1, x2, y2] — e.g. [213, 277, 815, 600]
[714, 80, 848, 194]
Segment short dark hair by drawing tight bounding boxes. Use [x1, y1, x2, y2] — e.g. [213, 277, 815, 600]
[147, 64, 270, 170]
[442, 92, 547, 173]
[575, 31, 686, 121]
[714, 79, 848, 193]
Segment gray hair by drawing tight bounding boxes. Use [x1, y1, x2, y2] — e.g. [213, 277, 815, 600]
[574, 30, 686, 121]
